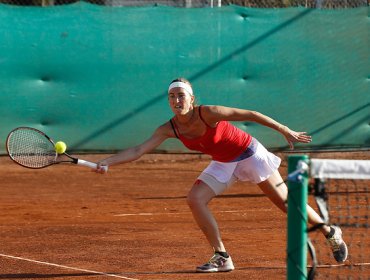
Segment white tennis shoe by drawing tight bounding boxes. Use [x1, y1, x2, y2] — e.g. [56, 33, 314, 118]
[327, 225, 348, 263]
[196, 253, 234, 273]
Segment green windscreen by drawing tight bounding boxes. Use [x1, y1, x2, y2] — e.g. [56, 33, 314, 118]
[0, 3, 368, 153]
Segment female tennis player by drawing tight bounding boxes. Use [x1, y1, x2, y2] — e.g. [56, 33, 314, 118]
[96, 78, 348, 272]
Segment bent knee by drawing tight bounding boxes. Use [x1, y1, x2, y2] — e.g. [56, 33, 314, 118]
[186, 193, 201, 208]
[187, 179, 215, 208]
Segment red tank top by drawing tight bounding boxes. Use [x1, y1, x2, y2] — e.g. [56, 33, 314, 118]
[170, 106, 252, 162]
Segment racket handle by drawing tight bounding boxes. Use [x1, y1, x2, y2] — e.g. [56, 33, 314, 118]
[77, 159, 108, 172]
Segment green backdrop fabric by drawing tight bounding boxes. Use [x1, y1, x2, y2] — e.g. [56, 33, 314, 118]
[0, 3, 368, 153]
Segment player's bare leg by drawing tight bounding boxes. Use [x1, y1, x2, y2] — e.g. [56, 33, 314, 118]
[187, 180, 234, 272]
[258, 170, 348, 263]
[187, 180, 225, 252]
[257, 170, 331, 234]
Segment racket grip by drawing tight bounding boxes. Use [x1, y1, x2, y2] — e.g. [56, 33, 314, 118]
[77, 159, 108, 172]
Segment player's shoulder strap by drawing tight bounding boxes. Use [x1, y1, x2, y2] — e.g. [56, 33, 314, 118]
[169, 118, 179, 138]
[198, 105, 212, 128]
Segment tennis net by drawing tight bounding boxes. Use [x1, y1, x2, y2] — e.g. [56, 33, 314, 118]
[307, 158, 370, 279]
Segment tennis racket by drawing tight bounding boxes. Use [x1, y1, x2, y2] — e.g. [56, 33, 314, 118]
[6, 127, 105, 171]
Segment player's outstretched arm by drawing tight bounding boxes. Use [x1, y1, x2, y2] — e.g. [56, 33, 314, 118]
[202, 105, 312, 150]
[95, 123, 172, 173]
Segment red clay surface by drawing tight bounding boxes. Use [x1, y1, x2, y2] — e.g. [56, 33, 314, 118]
[0, 151, 368, 280]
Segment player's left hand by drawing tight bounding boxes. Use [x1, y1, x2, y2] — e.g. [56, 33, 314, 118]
[280, 126, 312, 150]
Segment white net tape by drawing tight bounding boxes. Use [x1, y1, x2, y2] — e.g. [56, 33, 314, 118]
[310, 159, 370, 180]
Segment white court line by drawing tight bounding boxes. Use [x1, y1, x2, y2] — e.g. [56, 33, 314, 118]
[0, 253, 138, 280]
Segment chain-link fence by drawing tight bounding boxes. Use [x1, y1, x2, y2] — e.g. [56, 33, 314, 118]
[0, 0, 368, 7]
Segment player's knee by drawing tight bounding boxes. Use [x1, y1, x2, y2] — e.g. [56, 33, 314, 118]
[186, 192, 202, 209]
[187, 180, 208, 209]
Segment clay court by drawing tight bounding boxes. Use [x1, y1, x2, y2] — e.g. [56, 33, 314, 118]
[1, 151, 368, 280]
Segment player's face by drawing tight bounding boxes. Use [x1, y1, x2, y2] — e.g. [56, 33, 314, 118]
[168, 88, 194, 115]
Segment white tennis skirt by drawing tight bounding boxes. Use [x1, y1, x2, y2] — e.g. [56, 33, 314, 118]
[199, 138, 281, 186]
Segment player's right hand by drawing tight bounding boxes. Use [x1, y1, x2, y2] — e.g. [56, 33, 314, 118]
[95, 162, 109, 174]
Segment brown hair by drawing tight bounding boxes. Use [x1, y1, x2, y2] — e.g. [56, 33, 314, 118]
[169, 77, 192, 88]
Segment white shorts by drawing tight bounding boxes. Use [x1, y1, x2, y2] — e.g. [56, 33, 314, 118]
[197, 138, 281, 195]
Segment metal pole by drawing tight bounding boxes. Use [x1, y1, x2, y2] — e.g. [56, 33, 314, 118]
[287, 155, 309, 280]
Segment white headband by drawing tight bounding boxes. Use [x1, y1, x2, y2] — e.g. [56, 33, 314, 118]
[168, 81, 193, 96]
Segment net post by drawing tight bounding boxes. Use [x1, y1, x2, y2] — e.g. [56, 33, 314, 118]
[287, 155, 309, 280]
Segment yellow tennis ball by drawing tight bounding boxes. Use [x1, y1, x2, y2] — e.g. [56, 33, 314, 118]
[55, 141, 67, 154]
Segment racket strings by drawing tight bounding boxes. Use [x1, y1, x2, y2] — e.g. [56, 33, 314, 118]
[7, 128, 57, 168]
